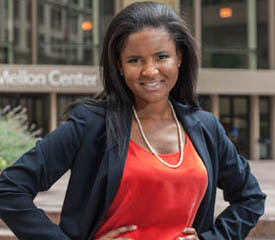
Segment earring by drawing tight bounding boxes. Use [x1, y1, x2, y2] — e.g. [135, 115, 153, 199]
[178, 64, 181, 68]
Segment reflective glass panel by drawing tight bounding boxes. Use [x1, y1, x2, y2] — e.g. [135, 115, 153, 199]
[198, 95, 211, 112]
[257, 0, 268, 69]
[37, 0, 114, 65]
[202, 1, 247, 68]
[260, 97, 270, 159]
[57, 94, 92, 125]
[219, 96, 249, 158]
[0, 0, 32, 64]
[202, 0, 268, 69]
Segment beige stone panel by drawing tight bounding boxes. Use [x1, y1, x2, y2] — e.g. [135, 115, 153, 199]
[197, 68, 275, 95]
[0, 64, 102, 93]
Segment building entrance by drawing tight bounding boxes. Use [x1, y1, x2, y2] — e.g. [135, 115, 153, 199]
[219, 96, 250, 158]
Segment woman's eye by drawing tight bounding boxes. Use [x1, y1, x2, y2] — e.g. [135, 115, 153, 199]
[158, 55, 169, 60]
[128, 58, 139, 63]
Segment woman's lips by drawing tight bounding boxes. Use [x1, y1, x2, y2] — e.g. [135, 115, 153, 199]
[140, 80, 164, 91]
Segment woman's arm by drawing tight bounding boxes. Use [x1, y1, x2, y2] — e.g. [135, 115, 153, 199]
[0, 104, 88, 240]
[199, 116, 266, 240]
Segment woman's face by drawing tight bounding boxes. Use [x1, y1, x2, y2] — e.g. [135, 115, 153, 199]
[119, 27, 182, 106]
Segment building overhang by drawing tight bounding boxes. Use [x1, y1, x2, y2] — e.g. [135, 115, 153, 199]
[0, 64, 102, 94]
[198, 68, 275, 95]
[1, 65, 275, 96]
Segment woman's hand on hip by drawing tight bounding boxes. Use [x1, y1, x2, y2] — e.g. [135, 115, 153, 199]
[96, 225, 137, 240]
[178, 227, 200, 240]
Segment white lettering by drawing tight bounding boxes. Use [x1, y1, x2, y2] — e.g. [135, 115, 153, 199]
[48, 70, 60, 86]
[60, 73, 72, 86]
[37, 74, 47, 86]
[84, 75, 97, 86]
[7, 73, 18, 85]
[0, 69, 98, 88]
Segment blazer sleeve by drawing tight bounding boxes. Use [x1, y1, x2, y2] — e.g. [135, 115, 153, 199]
[0, 104, 89, 240]
[199, 116, 266, 240]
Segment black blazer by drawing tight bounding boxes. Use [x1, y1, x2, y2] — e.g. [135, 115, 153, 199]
[0, 100, 266, 240]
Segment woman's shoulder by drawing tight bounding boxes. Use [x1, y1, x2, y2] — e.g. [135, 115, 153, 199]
[62, 102, 107, 134]
[172, 100, 215, 121]
[70, 101, 106, 119]
[191, 108, 216, 122]
[172, 100, 219, 134]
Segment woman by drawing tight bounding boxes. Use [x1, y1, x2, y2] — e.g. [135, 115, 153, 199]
[0, 2, 265, 240]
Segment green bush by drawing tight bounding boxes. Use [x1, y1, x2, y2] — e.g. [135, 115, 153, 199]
[0, 106, 41, 171]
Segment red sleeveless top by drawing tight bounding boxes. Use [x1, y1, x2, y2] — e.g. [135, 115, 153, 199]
[94, 134, 208, 240]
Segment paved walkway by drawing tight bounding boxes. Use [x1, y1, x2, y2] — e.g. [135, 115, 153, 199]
[33, 160, 275, 238]
[215, 160, 275, 219]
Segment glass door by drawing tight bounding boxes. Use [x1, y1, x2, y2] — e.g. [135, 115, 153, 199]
[219, 96, 250, 158]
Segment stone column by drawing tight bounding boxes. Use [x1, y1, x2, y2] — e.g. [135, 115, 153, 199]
[49, 93, 57, 132]
[92, 0, 100, 65]
[210, 94, 219, 119]
[31, 0, 38, 64]
[247, 0, 257, 69]
[193, 0, 202, 48]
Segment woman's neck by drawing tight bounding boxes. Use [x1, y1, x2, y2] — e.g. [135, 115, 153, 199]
[133, 99, 172, 120]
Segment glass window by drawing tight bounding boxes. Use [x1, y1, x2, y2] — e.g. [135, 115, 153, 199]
[37, 0, 115, 66]
[0, 0, 116, 65]
[257, 0, 268, 69]
[14, 27, 19, 45]
[14, 0, 20, 20]
[198, 95, 211, 112]
[101, 0, 115, 38]
[69, 13, 78, 34]
[0, 0, 32, 64]
[202, 0, 268, 69]
[202, 1, 247, 68]
[219, 97, 230, 115]
[57, 94, 92, 125]
[51, 8, 62, 31]
[219, 96, 249, 158]
[260, 97, 270, 159]
[38, 4, 44, 25]
[233, 97, 247, 115]
[72, 0, 79, 5]
[85, 0, 92, 9]
[27, 0, 31, 21]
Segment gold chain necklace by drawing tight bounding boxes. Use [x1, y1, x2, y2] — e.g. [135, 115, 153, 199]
[132, 101, 184, 168]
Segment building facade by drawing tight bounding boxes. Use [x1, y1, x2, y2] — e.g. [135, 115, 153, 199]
[0, 0, 274, 160]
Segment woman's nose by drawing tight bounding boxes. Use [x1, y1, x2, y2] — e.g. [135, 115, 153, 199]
[141, 62, 159, 78]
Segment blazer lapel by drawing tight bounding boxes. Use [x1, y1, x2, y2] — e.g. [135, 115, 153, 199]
[87, 107, 132, 239]
[173, 101, 213, 231]
[104, 108, 133, 210]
